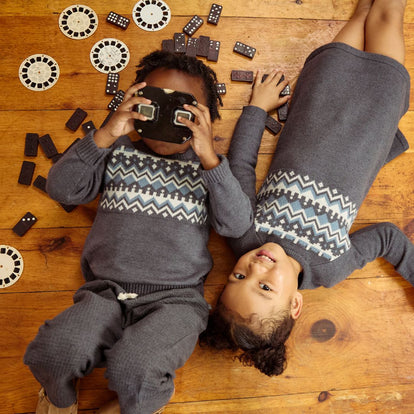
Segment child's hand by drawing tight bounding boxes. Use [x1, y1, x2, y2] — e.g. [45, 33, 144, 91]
[180, 103, 220, 170]
[94, 82, 151, 148]
[249, 69, 291, 113]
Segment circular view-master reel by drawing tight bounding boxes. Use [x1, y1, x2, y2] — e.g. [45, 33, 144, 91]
[90, 38, 130, 74]
[19, 54, 60, 91]
[132, 0, 171, 31]
[59, 4, 98, 39]
[0, 245, 24, 288]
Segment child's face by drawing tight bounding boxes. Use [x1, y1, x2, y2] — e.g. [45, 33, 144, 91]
[141, 68, 208, 155]
[220, 243, 303, 323]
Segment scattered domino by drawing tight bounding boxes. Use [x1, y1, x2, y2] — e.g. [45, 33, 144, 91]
[82, 121, 96, 134]
[24, 133, 39, 157]
[278, 74, 291, 96]
[265, 116, 282, 135]
[12, 212, 37, 237]
[277, 102, 289, 122]
[174, 33, 186, 54]
[216, 83, 226, 95]
[183, 15, 203, 36]
[65, 108, 88, 131]
[38, 134, 58, 158]
[233, 41, 256, 59]
[162, 39, 174, 53]
[231, 70, 254, 83]
[186, 37, 198, 57]
[18, 161, 36, 186]
[33, 175, 47, 193]
[108, 90, 125, 111]
[196, 35, 210, 57]
[106, 11, 130, 29]
[106, 73, 119, 95]
[51, 153, 63, 164]
[207, 40, 220, 62]
[208, 4, 223, 25]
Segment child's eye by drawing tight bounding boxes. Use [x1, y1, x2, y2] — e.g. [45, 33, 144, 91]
[233, 273, 245, 280]
[259, 283, 271, 291]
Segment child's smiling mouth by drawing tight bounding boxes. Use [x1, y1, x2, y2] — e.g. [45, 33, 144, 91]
[256, 250, 276, 263]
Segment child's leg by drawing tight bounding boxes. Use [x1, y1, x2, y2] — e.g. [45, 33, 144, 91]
[105, 299, 206, 414]
[365, 0, 407, 64]
[332, 0, 374, 50]
[24, 288, 122, 408]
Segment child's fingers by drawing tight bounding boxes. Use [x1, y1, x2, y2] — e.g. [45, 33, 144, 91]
[253, 69, 263, 86]
[176, 115, 192, 129]
[265, 70, 284, 85]
[278, 94, 291, 106]
[130, 111, 148, 122]
[183, 103, 211, 126]
[260, 70, 289, 90]
[119, 95, 151, 112]
[123, 82, 147, 101]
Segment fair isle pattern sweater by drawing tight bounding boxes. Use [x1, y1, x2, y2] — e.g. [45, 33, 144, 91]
[101, 146, 209, 225]
[46, 133, 253, 294]
[255, 169, 358, 261]
[228, 43, 414, 289]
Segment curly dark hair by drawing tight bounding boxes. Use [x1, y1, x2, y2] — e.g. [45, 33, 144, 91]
[199, 300, 295, 377]
[134, 50, 222, 122]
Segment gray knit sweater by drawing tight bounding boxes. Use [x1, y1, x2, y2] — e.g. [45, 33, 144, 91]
[228, 43, 414, 289]
[46, 132, 253, 294]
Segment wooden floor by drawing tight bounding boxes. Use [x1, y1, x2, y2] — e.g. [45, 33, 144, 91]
[1, 1, 414, 412]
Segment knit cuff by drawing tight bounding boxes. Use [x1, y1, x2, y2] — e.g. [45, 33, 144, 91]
[242, 105, 269, 122]
[201, 155, 231, 184]
[76, 131, 111, 166]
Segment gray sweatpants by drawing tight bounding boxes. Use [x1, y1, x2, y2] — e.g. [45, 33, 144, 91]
[24, 280, 209, 414]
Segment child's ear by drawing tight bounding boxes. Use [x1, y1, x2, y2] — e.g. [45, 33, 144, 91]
[290, 291, 303, 320]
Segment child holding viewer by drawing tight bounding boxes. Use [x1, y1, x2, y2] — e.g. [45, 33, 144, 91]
[24, 51, 252, 414]
[200, 0, 414, 377]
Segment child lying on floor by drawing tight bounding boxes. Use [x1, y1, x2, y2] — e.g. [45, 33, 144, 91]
[200, 0, 414, 376]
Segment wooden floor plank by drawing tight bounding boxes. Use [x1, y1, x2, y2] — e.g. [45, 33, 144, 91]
[3, 0, 414, 23]
[0, 221, 411, 298]
[3, 15, 414, 111]
[0, 0, 371, 20]
[163, 383, 414, 413]
[3, 277, 414, 412]
[1, 16, 341, 111]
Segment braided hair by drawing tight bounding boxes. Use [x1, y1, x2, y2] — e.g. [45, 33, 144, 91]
[134, 50, 222, 121]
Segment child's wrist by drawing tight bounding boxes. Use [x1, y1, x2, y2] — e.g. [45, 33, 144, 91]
[248, 102, 268, 112]
[94, 128, 117, 148]
[199, 151, 220, 170]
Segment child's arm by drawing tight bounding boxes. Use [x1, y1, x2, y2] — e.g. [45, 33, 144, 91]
[350, 222, 414, 283]
[181, 103, 220, 171]
[249, 70, 290, 113]
[47, 83, 149, 205]
[229, 70, 290, 207]
[180, 103, 253, 237]
[94, 82, 150, 148]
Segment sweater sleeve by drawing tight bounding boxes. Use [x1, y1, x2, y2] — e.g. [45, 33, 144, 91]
[201, 156, 253, 238]
[228, 105, 269, 210]
[383, 129, 409, 165]
[350, 222, 414, 284]
[46, 132, 112, 205]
